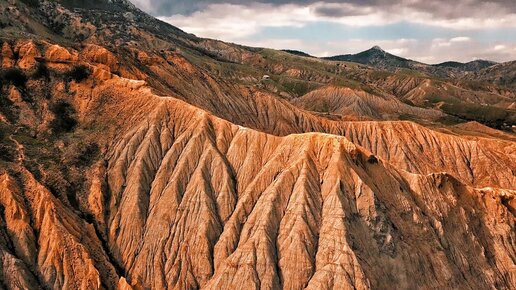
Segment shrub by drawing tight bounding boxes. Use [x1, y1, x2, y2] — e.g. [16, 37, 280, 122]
[63, 141, 100, 167]
[367, 155, 379, 164]
[49, 101, 78, 134]
[33, 62, 50, 79]
[65, 65, 90, 82]
[0, 126, 16, 162]
[0, 143, 17, 162]
[0, 91, 18, 122]
[2, 68, 27, 87]
[20, 0, 40, 8]
[0, 126, 5, 141]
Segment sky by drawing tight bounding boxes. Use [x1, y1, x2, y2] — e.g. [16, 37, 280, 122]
[131, 0, 516, 64]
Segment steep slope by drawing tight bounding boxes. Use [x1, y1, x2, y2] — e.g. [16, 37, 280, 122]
[0, 169, 120, 289]
[0, 1, 515, 289]
[111, 108, 516, 289]
[291, 86, 443, 120]
[77, 70, 516, 289]
[465, 60, 516, 90]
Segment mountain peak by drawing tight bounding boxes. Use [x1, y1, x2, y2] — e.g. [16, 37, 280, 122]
[371, 45, 385, 52]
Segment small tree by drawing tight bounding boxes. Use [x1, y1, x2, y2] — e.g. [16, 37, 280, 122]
[20, 0, 40, 8]
[65, 65, 90, 82]
[33, 62, 50, 79]
[0, 125, 16, 162]
[49, 100, 78, 134]
[2, 68, 27, 87]
[367, 155, 379, 164]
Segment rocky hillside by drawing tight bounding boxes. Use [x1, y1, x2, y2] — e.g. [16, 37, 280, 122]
[0, 1, 515, 289]
[465, 60, 516, 90]
[324, 46, 498, 79]
[434, 59, 497, 72]
[325, 46, 425, 72]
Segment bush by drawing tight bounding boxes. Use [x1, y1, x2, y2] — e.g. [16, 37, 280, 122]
[33, 62, 50, 79]
[367, 155, 379, 164]
[0, 126, 16, 162]
[44, 169, 70, 199]
[20, 0, 40, 7]
[63, 141, 100, 167]
[49, 101, 78, 134]
[0, 143, 17, 162]
[65, 65, 90, 82]
[0, 126, 5, 141]
[2, 68, 27, 87]
[0, 91, 18, 122]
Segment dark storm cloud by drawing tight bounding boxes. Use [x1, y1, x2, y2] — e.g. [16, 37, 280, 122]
[132, 0, 516, 18]
[312, 3, 370, 18]
[133, 0, 312, 15]
[311, 0, 516, 19]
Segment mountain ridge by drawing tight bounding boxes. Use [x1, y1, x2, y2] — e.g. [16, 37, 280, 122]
[324, 45, 500, 77]
[0, 0, 515, 289]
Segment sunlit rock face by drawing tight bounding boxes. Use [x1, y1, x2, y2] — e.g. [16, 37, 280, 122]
[0, 1, 515, 289]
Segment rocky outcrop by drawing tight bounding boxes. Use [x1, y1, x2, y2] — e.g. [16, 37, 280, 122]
[15, 41, 40, 70]
[1, 42, 15, 68]
[0, 169, 119, 289]
[82, 44, 118, 71]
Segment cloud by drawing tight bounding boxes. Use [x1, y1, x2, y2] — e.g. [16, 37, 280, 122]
[312, 3, 372, 18]
[132, 0, 516, 22]
[494, 44, 507, 50]
[149, 0, 516, 37]
[158, 3, 314, 41]
[450, 37, 471, 42]
[130, 0, 516, 63]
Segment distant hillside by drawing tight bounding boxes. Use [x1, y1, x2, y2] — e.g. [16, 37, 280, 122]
[324, 46, 497, 78]
[282, 49, 313, 58]
[464, 60, 516, 90]
[434, 60, 497, 72]
[324, 46, 422, 71]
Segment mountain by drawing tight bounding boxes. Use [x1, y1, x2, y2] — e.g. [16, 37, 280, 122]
[324, 46, 498, 78]
[434, 59, 497, 71]
[465, 60, 516, 90]
[324, 45, 424, 71]
[0, 0, 515, 289]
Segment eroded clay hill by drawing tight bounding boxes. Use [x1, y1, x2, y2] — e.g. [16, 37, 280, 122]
[291, 86, 443, 120]
[100, 83, 516, 290]
[1, 40, 514, 289]
[0, 1, 515, 289]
